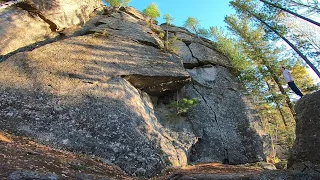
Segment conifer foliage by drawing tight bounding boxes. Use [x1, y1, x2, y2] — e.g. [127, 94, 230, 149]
[217, 0, 320, 162]
[184, 17, 210, 38]
[163, 14, 174, 51]
[105, 0, 131, 9]
[143, 2, 160, 19]
[230, 0, 320, 78]
[184, 17, 200, 33]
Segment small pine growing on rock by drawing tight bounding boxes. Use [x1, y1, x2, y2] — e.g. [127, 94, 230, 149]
[168, 98, 199, 115]
[143, 2, 160, 20]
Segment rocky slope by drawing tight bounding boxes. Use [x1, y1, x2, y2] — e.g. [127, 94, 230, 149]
[0, 1, 271, 177]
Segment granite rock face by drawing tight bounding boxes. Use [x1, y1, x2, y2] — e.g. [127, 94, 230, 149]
[189, 43, 230, 67]
[90, 12, 164, 48]
[175, 170, 320, 180]
[182, 66, 266, 164]
[288, 90, 320, 173]
[8, 170, 59, 180]
[0, 34, 190, 176]
[0, 0, 101, 55]
[24, 0, 101, 29]
[0, 7, 269, 177]
[173, 40, 198, 68]
[161, 24, 230, 69]
[0, 7, 54, 55]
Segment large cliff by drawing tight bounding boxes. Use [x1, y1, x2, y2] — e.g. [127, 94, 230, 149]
[0, 1, 269, 177]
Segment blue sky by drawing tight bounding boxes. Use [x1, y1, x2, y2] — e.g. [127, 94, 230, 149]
[129, 0, 235, 30]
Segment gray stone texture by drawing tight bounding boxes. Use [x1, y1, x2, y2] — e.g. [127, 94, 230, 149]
[174, 170, 320, 180]
[173, 40, 198, 66]
[91, 13, 164, 48]
[288, 90, 320, 172]
[26, 0, 101, 29]
[183, 65, 266, 164]
[0, 34, 190, 176]
[0, 8, 54, 55]
[163, 24, 217, 50]
[0, 0, 101, 55]
[189, 43, 230, 67]
[124, 7, 145, 21]
[8, 170, 59, 180]
[160, 24, 190, 34]
[0, 6, 270, 178]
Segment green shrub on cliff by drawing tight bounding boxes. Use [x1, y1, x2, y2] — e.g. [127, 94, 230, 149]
[105, 0, 131, 9]
[168, 98, 199, 115]
[166, 36, 180, 54]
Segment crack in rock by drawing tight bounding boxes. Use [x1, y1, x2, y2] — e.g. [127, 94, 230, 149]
[191, 82, 229, 163]
[16, 2, 58, 32]
[186, 43, 200, 64]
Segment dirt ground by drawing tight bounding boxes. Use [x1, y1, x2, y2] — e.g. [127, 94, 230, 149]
[153, 163, 264, 179]
[0, 131, 130, 179]
[0, 131, 264, 180]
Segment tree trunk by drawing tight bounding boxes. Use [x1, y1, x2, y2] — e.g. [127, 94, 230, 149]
[237, 3, 320, 78]
[276, 101, 288, 126]
[266, 82, 288, 126]
[259, 0, 320, 27]
[289, 0, 320, 14]
[265, 63, 295, 116]
[260, 63, 295, 116]
[166, 23, 169, 50]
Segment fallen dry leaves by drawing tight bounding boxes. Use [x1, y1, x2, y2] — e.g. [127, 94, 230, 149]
[0, 131, 130, 180]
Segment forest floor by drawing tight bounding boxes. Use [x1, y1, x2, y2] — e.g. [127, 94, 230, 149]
[0, 131, 265, 180]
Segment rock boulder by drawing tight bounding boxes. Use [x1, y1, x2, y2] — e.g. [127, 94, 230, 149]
[8, 170, 59, 180]
[25, 0, 101, 29]
[288, 90, 320, 172]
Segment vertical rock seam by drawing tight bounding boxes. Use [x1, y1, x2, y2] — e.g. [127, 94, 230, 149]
[16, 2, 58, 32]
[186, 44, 200, 65]
[191, 82, 229, 163]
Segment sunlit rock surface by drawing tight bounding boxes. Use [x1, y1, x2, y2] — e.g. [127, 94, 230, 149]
[0, 6, 269, 177]
[0, 0, 101, 55]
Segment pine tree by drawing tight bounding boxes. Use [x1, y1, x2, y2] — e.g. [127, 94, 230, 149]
[280, 13, 320, 68]
[279, 0, 320, 16]
[230, 0, 320, 78]
[163, 14, 173, 50]
[210, 26, 252, 76]
[184, 17, 210, 39]
[184, 17, 200, 34]
[258, 0, 320, 27]
[105, 0, 131, 10]
[143, 2, 160, 20]
[225, 15, 296, 116]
